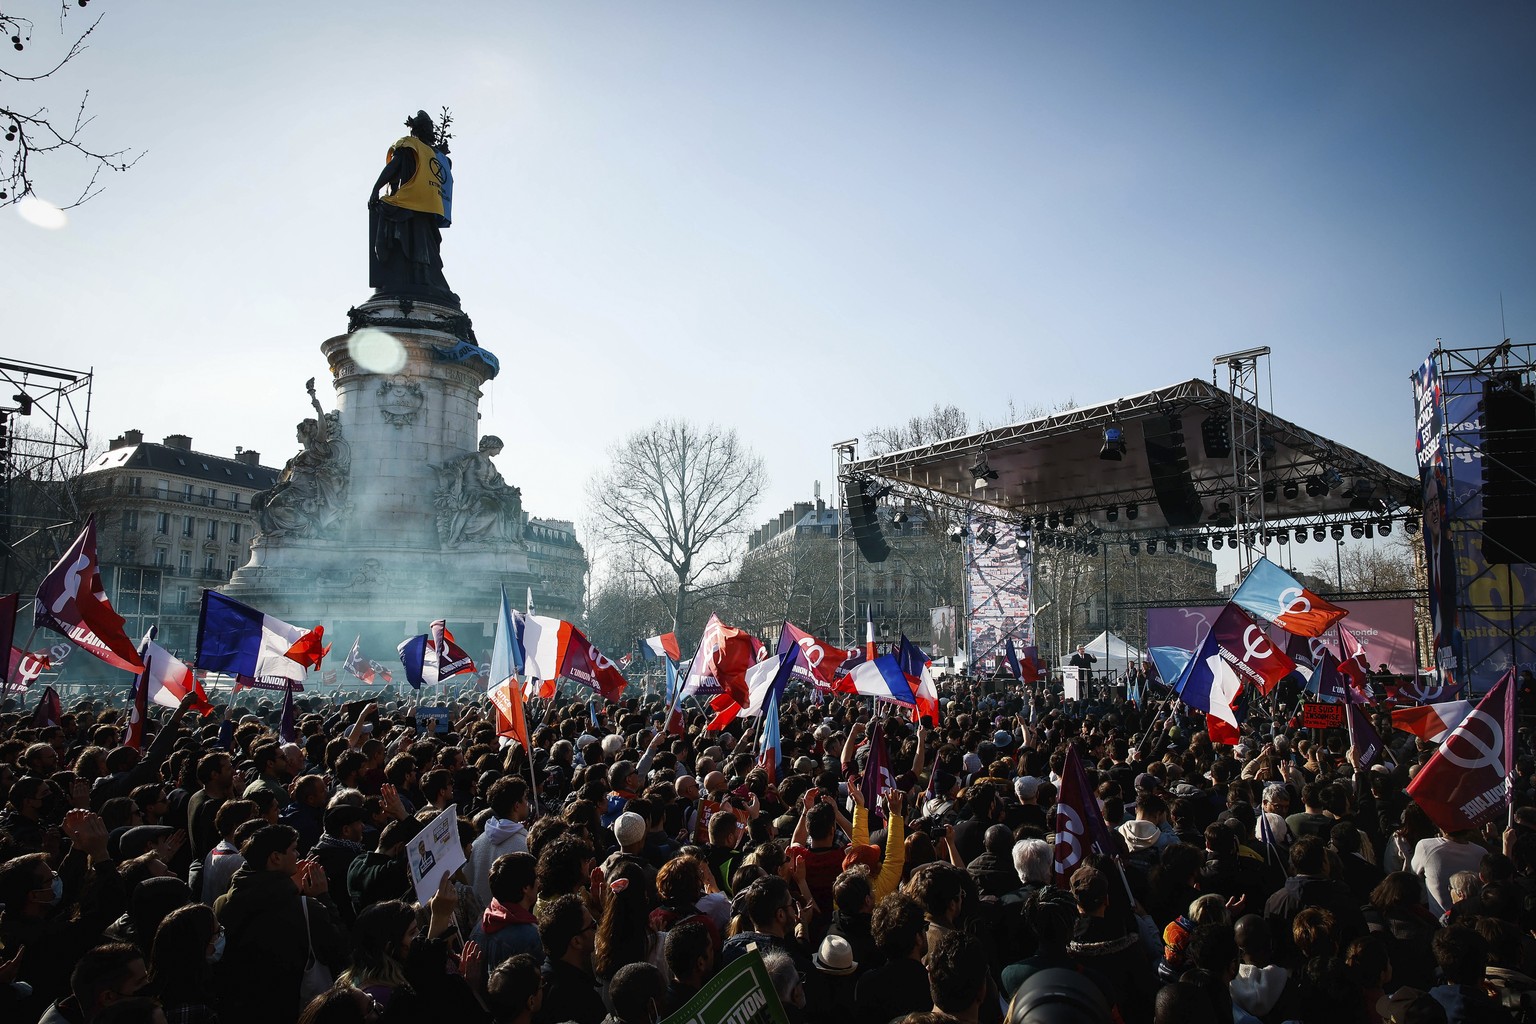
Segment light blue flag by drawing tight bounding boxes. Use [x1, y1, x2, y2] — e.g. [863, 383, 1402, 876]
[489, 585, 523, 689]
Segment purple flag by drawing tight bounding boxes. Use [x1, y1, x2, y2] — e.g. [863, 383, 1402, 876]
[1347, 702, 1384, 767]
[860, 719, 894, 809]
[279, 682, 297, 743]
[1053, 745, 1117, 886]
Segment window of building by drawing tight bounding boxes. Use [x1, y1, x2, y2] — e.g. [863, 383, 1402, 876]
[122, 510, 138, 531]
[206, 519, 218, 540]
[204, 554, 216, 573]
[178, 551, 191, 573]
[156, 513, 169, 535]
[229, 523, 241, 543]
[226, 555, 238, 576]
[156, 479, 170, 500]
[182, 484, 194, 503]
[153, 549, 167, 567]
[204, 487, 216, 505]
[176, 586, 188, 608]
[182, 516, 194, 538]
[128, 477, 142, 496]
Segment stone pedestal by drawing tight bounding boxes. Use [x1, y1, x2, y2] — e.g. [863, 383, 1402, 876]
[223, 298, 562, 662]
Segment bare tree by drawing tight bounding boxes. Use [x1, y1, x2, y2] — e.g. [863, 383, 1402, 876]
[1306, 534, 1418, 595]
[2, 3, 139, 208]
[587, 419, 764, 641]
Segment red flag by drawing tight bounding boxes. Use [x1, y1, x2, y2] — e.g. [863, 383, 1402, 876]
[558, 622, 628, 702]
[781, 622, 854, 688]
[706, 692, 741, 732]
[1207, 714, 1240, 745]
[285, 625, 331, 669]
[34, 517, 143, 672]
[7, 647, 49, 691]
[1206, 603, 1296, 697]
[1053, 745, 1118, 886]
[1406, 669, 1517, 833]
[683, 614, 759, 707]
[1336, 625, 1373, 701]
[30, 685, 61, 728]
[489, 679, 529, 748]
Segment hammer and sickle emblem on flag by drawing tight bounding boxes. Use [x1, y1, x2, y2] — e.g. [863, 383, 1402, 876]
[1054, 805, 1086, 874]
[1277, 587, 1312, 620]
[1439, 711, 1504, 772]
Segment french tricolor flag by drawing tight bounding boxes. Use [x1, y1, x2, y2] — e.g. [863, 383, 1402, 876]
[844, 653, 917, 706]
[1391, 699, 1473, 743]
[195, 591, 326, 682]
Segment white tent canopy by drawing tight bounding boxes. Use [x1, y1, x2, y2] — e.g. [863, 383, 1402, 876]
[1062, 631, 1145, 674]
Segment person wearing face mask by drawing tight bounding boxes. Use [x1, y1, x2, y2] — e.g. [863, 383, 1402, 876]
[146, 903, 224, 1024]
[1, 810, 126, 1023]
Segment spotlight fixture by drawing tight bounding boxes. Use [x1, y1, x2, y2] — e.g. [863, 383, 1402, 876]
[1305, 476, 1327, 497]
[1016, 534, 1030, 551]
[1351, 523, 1365, 539]
[1129, 540, 1141, 554]
[1261, 531, 1272, 545]
[1282, 480, 1299, 500]
[1182, 537, 1194, 552]
[1378, 519, 1392, 537]
[1313, 526, 1327, 542]
[1047, 512, 1059, 529]
[1227, 532, 1238, 547]
[1062, 511, 1075, 527]
[1195, 535, 1208, 550]
[1099, 424, 1127, 461]
[1295, 528, 1307, 544]
[1262, 481, 1277, 503]
[947, 524, 966, 541]
[891, 508, 908, 525]
[869, 482, 893, 501]
[1276, 530, 1288, 545]
[1321, 468, 1343, 491]
[1351, 478, 1377, 499]
[1363, 523, 1374, 539]
[1405, 518, 1420, 535]
[1212, 534, 1224, 550]
[970, 457, 999, 490]
[1332, 525, 1345, 540]
[1106, 507, 1119, 523]
[1125, 504, 1139, 521]
[12, 391, 31, 416]
[1146, 539, 1158, 554]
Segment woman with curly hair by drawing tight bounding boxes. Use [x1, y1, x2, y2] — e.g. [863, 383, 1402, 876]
[650, 856, 721, 952]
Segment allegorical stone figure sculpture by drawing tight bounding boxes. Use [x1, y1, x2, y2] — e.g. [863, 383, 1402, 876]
[369, 108, 457, 307]
[252, 378, 353, 539]
[434, 435, 524, 547]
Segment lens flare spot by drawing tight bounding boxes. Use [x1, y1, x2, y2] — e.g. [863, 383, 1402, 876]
[16, 196, 67, 230]
[348, 329, 406, 374]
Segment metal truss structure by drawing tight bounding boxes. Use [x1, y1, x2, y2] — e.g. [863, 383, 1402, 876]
[0, 359, 93, 593]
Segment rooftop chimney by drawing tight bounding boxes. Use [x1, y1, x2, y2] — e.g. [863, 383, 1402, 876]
[234, 450, 261, 467]
[109, 429, 143, 450]
[163, 434, 192, 451]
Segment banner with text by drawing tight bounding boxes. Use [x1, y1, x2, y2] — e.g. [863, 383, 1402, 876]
[965, 518, 1031, 671]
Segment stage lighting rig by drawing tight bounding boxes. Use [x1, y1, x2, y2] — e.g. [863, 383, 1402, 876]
[1099, 424, 1127, 461]
[970, 456, 999, 490]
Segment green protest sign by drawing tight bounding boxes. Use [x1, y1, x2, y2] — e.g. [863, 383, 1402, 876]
[660, 948, 789, 1024]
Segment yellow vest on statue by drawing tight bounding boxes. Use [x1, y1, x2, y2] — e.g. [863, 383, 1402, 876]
[381, 135, 445, 216]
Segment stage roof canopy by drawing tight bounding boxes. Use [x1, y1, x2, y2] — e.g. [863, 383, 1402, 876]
[846, 378, 1417, 537]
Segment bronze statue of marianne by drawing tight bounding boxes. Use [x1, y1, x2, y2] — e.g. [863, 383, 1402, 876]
[368, 109, 459, 308]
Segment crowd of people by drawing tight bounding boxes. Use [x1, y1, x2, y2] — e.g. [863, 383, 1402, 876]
[0, 673, 1533, 1024]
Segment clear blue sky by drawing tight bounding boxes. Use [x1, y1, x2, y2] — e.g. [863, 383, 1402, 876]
[9, 1, 1534, 572]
